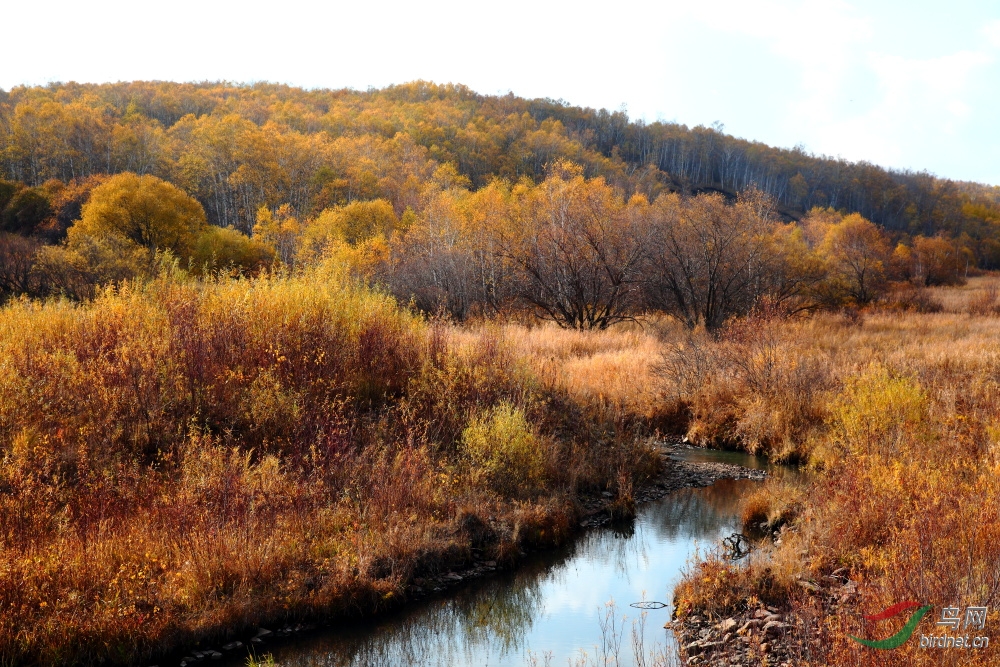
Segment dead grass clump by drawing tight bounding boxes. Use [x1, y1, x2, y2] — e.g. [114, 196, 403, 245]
[880, 284, 944, 313]
[967, 282, 1000, 315]
[673, 553, 796, 623]
[658, 313, 834, 461]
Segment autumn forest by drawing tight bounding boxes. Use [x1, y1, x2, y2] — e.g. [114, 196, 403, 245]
[2, 80, 1000, 667]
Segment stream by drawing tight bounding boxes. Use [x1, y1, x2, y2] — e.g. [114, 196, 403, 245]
[234, 449, 786, 667]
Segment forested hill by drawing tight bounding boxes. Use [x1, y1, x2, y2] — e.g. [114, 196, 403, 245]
[3, 80, 1000, 264]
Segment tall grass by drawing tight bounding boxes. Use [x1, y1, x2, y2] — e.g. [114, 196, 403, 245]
[0, 268, 657, 665]
[670, 306, 1000, 665]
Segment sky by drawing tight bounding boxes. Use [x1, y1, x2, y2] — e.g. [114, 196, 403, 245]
[4, 0, 1000, 184]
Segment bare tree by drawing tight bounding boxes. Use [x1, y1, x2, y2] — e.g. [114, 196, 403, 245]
[642, 190, 773, 329]
[506, 166, 649, 329]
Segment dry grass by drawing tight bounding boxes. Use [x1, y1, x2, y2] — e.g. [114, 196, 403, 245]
[0, 268, 658, 666]
[925, 273, 1000, 313]
[672, 305, 1000, 665]
[500, 321, 666, 420]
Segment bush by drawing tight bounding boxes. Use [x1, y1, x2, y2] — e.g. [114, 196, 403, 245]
[1, 187, 51, 236]
[190, 225, 275, 275]
[462, 402, 546, 497]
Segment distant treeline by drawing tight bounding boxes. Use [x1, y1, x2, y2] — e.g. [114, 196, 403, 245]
[0, 80, 993, 324]
[2, 81, 1000, 240]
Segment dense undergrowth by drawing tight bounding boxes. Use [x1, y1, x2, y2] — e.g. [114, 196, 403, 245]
[669, 280, 1000, 665]
[0, 264, 660, 666]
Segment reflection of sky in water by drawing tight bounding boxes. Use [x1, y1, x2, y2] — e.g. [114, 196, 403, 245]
[263, 450, 769, 667]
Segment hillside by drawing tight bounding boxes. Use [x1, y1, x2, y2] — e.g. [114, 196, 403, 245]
[2, 80, 1000, 264]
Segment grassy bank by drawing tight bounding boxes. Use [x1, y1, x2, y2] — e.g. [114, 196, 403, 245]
[670, 280, 1000, 665]
[9, 265, 1000, 666]
[0, 267, 660, 666]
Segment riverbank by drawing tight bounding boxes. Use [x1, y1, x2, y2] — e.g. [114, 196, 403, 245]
[151, 444, 767, 667]
[669, 306, 1000, 666]
[0, 272, 671, 666]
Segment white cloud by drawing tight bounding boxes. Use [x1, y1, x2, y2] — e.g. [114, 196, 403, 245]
[983, 19, 1000, 47]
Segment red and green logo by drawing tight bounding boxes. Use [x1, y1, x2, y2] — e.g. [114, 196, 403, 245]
[849, 601, 933, 649]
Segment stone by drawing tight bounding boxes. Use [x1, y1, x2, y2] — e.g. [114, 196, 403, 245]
[753, 608, 770, 619]
[222, 642, 243, 651]
[763, 620, 788, 635]
[209, 652, 223, 660]
[255, 628, 272, 637]
[716, 618, 738, 632]
[685, 641, 704, 655]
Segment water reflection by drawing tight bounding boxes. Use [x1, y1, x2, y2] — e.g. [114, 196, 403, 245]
[265, 450, 768, 667]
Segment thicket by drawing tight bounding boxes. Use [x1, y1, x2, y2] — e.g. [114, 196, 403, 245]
[0, 264, 659, 665]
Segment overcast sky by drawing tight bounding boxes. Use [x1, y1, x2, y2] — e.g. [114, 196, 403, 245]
[5, 0, 1000, 184]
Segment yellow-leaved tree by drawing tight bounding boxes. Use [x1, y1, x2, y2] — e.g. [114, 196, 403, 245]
[73, 172, 207, 257]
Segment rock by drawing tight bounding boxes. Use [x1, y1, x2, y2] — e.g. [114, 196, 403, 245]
[685, 641, 704, 655]
[255, 627, 272, 637]
[444, 572, 463, 581]
[484, 560, 497, 567]
[222, 642, 243, 650]
[250, 638, 264, 644]
[753, 608, 770, 619]
[763, 613, 782, 623]
[209, 652, 223, 660]
[763, 620, 788, 635]
[716, 617, 738, 632]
